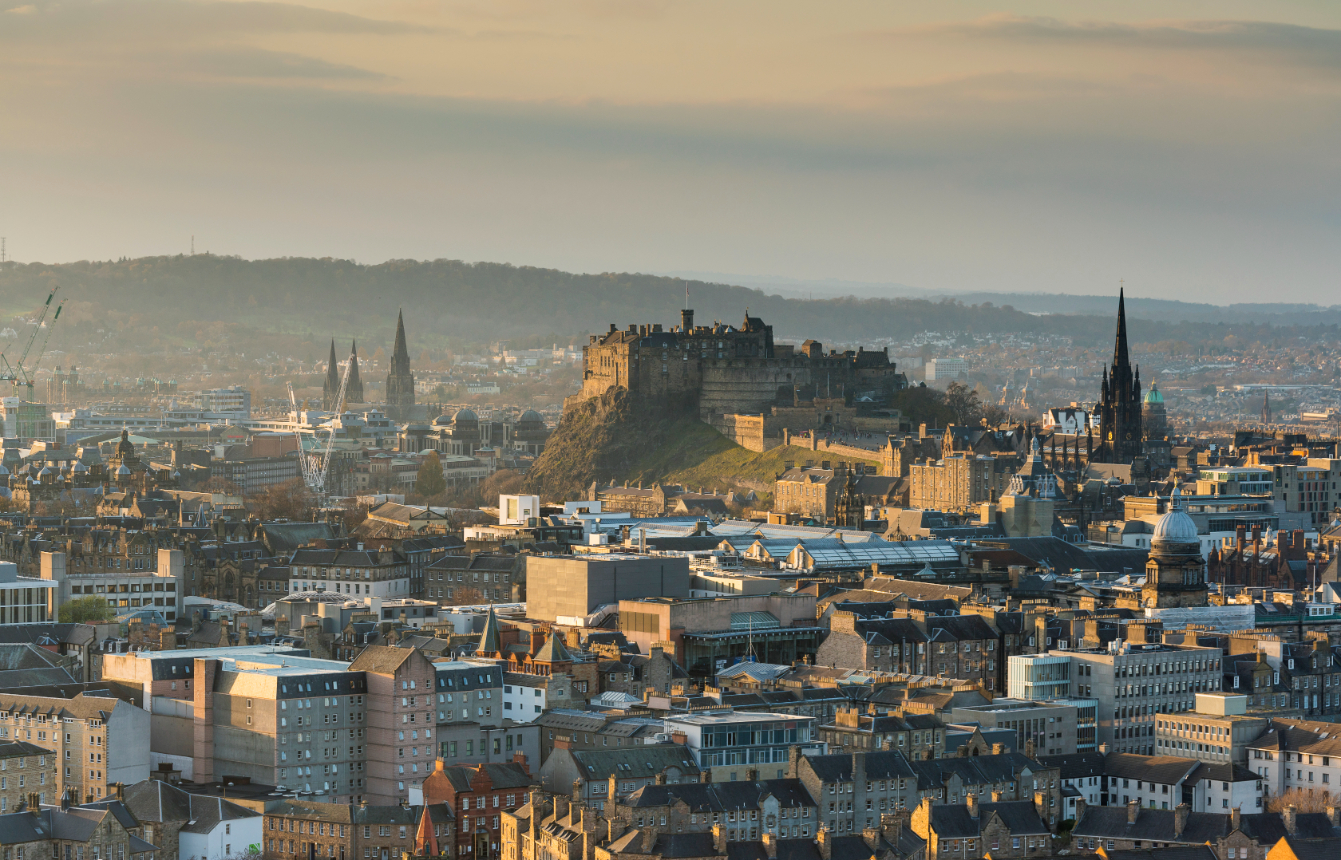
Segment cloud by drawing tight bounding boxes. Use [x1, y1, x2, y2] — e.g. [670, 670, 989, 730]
[0, 0, 431, 44]
[879, 15, 1341, 72]
[189, 48, 389, 81]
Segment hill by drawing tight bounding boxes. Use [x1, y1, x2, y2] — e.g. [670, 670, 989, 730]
[3, 256, 1336, 366]
[523, 387, 878, 504]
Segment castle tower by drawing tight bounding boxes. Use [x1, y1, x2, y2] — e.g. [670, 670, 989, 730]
[346, 340, 365, 404]
[1095, 289, 1143, 463]
[322, 340, 341, 411]
[385, 310, 416, 422]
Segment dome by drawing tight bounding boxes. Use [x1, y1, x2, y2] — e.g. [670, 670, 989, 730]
[1144, 384, 1164, 405]
[432, 414, 452, 426]
[1151, 487, 1199, 548]
[116, 464, 132, 476]
[519, 409, 543, 424]
[453, 408, 478, 424]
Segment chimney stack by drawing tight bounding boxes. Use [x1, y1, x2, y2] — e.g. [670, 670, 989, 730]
[1127, 799, 1140, 824]
[1174, 803, 1189, 838]
[1284, 804, 1298, 836]
[966, 792, 979, 819]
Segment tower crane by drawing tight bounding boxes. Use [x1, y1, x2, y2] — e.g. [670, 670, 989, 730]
[0, 287, 65, 399]
[293, 352, 353, 500]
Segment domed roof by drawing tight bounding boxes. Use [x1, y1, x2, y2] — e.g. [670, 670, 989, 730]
[1152, 487, 1199, 548]
[1144, 384, 1164, 405]
[519, 409, 543, 423]
[432, 414, 452, 426]
[453, 408, 478, 423]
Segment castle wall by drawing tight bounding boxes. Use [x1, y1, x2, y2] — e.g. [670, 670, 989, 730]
[714, 414, 769, 452]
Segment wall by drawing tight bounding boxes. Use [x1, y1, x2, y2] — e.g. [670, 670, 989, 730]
[525, 556, 690, 622]
[107, 701, 152, 789]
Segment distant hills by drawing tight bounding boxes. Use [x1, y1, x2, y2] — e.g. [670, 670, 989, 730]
[1, 256, 1336, 359]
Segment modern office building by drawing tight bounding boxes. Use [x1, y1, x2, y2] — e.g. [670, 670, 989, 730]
[663, 711, 821, 782]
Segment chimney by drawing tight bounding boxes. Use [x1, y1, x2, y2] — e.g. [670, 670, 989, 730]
[28, 793, 41, 815]
[681, 309, 694, 332]
[746, 767, 758, 783]
[1127, 799, 1140, 824]
[817, 827, 832, 860]
[1232, 807, 1242, 831]
[991, 791, 1002, 803]
[862, 827, 881, 850]
[1075, 797, 1087, 821]
[1174, 803, 1189, 838]
[1025, 739, 1036, 758]
[113, 783, 124, 802]
[991, 743, 1005, 755]
[712, 824, 728, 854]
[1034, 791, 1048, 827]
[1284, 804, 1298, 836]
[966, 792, 979, 820]
[762, 832, 779, 859]
[609, 775, 618, 799]
[880, 813, 903, 847]
[655, 772, 666, 786]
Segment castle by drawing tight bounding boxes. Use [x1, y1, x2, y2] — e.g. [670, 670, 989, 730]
[571, 309, 906, 444]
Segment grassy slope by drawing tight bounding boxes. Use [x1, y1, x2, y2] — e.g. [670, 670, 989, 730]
[525, 387, 881, 503]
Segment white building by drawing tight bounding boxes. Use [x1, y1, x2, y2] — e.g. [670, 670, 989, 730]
[0, 561, 57, 625]
[926, 358, 969, 380]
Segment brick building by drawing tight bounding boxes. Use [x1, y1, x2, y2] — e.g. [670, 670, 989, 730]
[348, 646, 438, 803]
[420, 758, 535, 860]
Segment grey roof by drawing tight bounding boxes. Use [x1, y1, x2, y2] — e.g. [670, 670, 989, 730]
[1037, 752, 1106, 781]
[621, 779, 814, 813]
[567, 746, 700, 780]
[1103, 753, 1201, 786]
[124, 780, 258, 831]
[1074, 807, 1341, 845]
[803, 750, 918, 783]
[929, 801, 1049, 838]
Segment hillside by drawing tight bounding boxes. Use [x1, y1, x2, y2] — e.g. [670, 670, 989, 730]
[523, 387, 878, 504]
[3, 256, 1336, 365]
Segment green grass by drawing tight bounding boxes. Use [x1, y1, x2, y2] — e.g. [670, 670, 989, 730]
[628, 422, 880, 498]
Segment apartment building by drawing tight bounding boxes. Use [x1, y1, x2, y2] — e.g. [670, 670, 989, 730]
[103, 646, 370, 801]
[1153, 693, 1267, 766]
[0, 692, 148, 804]
[1047, 642, 1223, 755]
[0, 740, 57, 812]
[420, 758, 535, 860]
[262, 798, 453, 860]
[289, 548, 412, 599]
[665, 711, 820, 782]
[348, 646, 437, 804]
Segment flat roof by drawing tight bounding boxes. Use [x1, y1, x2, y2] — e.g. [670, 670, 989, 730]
[665, 711, 814, 726]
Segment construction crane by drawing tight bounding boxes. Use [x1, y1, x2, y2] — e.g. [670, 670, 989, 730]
[293, 352, 353, 499]
[0, 287, 64, 399]
[287, 382, 321, 491]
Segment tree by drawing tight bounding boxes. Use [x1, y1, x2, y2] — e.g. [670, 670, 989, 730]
[1267, 788, 1334, 813]
[59, 595, 115, 624]
[945, 381, 983, 425]
[415, 452, 447, 498]
[249, 479, 317, 521]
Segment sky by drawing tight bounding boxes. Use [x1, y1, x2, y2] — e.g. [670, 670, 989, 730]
[2, 1, 1340, 303]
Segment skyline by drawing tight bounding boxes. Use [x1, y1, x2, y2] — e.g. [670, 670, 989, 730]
[3, 1, 1341, 303]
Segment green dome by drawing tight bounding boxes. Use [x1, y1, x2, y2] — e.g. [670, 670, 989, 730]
[1144, 384, 1164, 405]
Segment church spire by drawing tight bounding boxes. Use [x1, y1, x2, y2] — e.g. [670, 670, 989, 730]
[414, 803, 439, 858]
[347, 340, 364, 404]
[1113, 287, 1130, 369]
[393, 309, 410, 368]
[323, 339, 340, 411]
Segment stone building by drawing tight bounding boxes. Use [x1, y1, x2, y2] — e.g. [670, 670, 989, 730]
[908, 455, 1001, 515]
[385, 311, 417, 423]
[910, 795, 1052, 860]
[1141, 488, 1209, 609]
[347, 646, 437, 804]
[0, 740, 56, 812]
[571, 309, 905, 424]
[1094, 291, 1145, 466]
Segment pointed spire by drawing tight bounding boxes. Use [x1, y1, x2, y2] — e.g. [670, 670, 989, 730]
[479, 606, 501, 655]
[326, 339, 340, 390]
[347, 340, 364, 403]
[393, 309, 410, 365]
[1113, 287, 1130, 369]
[414, 803, 439, 858]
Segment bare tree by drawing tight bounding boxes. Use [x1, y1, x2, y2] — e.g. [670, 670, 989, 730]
[1267, 787, 1335, 813]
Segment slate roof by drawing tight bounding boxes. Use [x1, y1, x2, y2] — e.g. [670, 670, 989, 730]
[1103, 753, 1201, 785]
[348, 645, 415, 674]
[909, 753, 1044, 792]
[803, 750, 917, 783]
[929, 801, 1048, 838]
[1038, 752, 1106, 781]
[124, 779, 258, 831]
[621, 779, 815, 812]
[1074, 807, 1341, 845]
[566, 746, 701, 781]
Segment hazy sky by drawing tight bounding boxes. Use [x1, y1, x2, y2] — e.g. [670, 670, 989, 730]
[3, 1, 1340, 303]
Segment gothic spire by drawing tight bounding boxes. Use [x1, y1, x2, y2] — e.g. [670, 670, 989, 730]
[326, 339, 339, 388]
[1113, 287, 1130, 369]
[347, 340, 365, 403]
[478, 605, 501, 655]
[393, 309, 410, 367]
